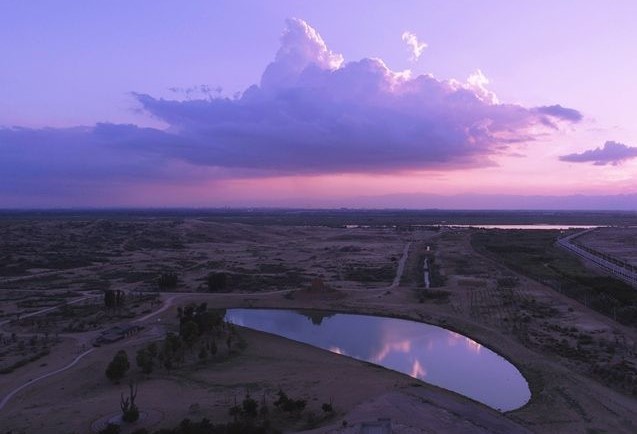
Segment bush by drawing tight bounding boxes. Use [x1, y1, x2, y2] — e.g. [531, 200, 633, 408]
[158, 272, 178, 289]
[207, 272, 228, 292]
[106, 350, 130, 383]
[136, 347, 154, 374]
[273, 389, 306, 414]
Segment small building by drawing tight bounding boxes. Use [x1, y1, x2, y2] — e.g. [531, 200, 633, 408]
[92, 323, 143, 346]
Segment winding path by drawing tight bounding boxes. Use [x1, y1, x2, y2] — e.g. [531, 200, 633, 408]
[133, 294, 183, 323]
[0, 292, 168, 412]
[0, 348, 95, 411]
[1, 241, 413, 411]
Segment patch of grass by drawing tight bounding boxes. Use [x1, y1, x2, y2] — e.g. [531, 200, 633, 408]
[0, 348, 50, 374]
[417, 289, 450, 303]
[471, 230, 637, 325]
[343, 264, 395, 282]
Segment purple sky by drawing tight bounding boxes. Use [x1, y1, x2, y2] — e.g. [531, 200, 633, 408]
[1, 1, 637, 209]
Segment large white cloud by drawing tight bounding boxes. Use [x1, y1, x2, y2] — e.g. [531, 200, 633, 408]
[134, 18, 581, 174]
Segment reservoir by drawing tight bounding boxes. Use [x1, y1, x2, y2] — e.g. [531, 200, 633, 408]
[446, 224, 599, 230]
[225, 308, 531, 412]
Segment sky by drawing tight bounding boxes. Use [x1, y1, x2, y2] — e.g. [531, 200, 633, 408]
[1, 1, 637, 209]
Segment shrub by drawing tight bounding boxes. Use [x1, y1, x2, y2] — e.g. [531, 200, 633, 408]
[106, 350, 130, 383]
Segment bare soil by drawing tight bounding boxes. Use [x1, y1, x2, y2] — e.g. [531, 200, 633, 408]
[577, 227, 637, 267]
[1, 218, 636, 433]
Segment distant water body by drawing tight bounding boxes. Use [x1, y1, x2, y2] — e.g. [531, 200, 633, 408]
[225, 309, 531, 412]
[446, 224, 600, 230]
[344, 224, 601, 230]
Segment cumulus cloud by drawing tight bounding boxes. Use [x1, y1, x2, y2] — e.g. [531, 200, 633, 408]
[132, 18, 580, 173]
[466, 69, 498, 104]
[401, 31, 428, 61]
[559, 141, 637, 165]
[1, 18, 583, 201]
[261, 18, 343, 90]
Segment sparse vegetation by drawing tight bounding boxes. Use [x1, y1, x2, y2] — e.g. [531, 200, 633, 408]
[273, 389, 307, 414]
[472, 229, 637, 325]
[417, 288, 450, 303]
[3, 213, 637, 433]
[0, 348, 50, 374]
[343, 264, 395, 282]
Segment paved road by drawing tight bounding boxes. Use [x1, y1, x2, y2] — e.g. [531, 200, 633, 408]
[558, 229, 637, 287]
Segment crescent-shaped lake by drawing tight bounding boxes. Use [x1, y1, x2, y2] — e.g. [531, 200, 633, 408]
[225, 308, 531, 412]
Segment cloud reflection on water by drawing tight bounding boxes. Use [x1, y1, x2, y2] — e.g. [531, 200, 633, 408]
[225, 309, 530, 411]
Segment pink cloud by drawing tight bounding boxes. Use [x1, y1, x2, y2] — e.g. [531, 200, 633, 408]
[135, 18, 581, 174]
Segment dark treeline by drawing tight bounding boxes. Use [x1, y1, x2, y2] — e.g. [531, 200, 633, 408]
[1, 209, 635, 226]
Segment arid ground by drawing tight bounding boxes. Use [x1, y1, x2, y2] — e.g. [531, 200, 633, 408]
[1, 212, 636, 433]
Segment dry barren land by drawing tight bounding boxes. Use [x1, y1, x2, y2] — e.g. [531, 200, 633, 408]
[1, 215, 636, 433]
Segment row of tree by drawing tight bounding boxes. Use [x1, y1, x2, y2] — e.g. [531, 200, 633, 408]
[99, 388, 334, 434]
[105, 304, 234, 382]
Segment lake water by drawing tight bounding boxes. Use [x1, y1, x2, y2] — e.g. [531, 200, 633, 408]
[225, 309, 531, 412]
[446, 224, 599, 230]
[345, 224, 600, 230]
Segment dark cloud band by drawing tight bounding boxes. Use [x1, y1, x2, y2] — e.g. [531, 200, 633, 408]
[560, 141, 637, 166]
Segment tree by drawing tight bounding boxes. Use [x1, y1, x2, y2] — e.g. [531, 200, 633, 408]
[180, 321, 199, 348]
[242, 393, 258, 418]
[106, 350, 130, 383]
[104, 289, 125, 309]
[157, 272, 178, 290]
[197, 346, 208, 361]
[321, 401, 334, 413]
[120, 382, 140, 422]
[160, 333, 183, 369]
[207, 272, 228, 292]
[136, 348, 154, 374]
[198, 310, 223, 335]
[147, 342, 158, 358]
